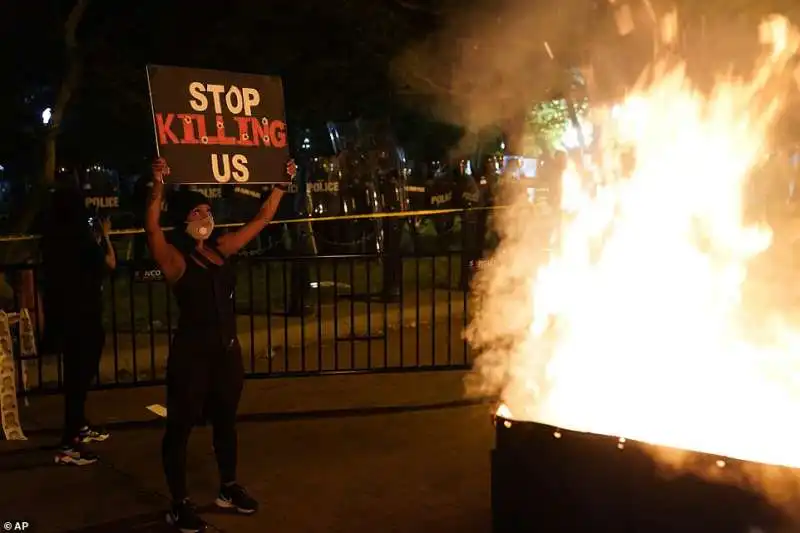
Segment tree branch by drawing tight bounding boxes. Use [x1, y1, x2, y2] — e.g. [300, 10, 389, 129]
[50, 0, 89, 131]
[393, 0, 444, 15]
[401, 70, 454, 96]
[2, 0, 91, 264]
[395, 0, 425, 10]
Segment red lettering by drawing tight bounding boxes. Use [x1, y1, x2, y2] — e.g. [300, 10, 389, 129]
[206, 115, 237, 146]
[196, 116, 210, 144]
[217, 115, 237, 144]
[177, 114, 200, 145]
[269, 120, 287, 148]
[161, 113, 285, 148]
[251, 118, 270, 147]
[155, 113, 179, 145]
[234, 117, 255, 146]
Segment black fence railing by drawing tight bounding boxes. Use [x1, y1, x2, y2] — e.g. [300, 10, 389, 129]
[3, 251, 475, 395]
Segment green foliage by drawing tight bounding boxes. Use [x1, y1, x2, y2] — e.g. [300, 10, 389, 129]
[523, 98, 588, 156]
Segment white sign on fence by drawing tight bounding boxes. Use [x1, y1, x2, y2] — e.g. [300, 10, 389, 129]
[0, 309, 36, 441]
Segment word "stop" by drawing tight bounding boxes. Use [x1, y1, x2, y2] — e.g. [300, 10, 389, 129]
[188, 83, 260, 116]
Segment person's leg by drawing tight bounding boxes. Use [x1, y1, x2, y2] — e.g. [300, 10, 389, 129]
[288, 226, 313, 316]
[56, 330, 98, 466]
[210, 344, 255, 513]
[78, 322, 109, 442]
[162, 338, 208, 532]
[381, 219, 402, 301]
[162, 415, 193, 502]
[162, 414, 205, 532]
[210, 388, 241, 487]
[460, 213, 478, 290]
[60, 332, 83, 445]
[476, 210, 488, 259]
[133, 232, 146, 263]
[288, 259, 312, 316]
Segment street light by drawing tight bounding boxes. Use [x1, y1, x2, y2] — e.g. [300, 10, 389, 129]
[41, 108, 52, 125]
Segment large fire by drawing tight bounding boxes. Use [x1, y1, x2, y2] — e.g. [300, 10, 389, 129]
[468, 16, 800, 469]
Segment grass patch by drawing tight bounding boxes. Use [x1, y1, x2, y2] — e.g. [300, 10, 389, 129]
[105, 255, 468, 333]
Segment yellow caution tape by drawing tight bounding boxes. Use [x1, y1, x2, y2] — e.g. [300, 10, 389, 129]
[0, 206, 505, 242]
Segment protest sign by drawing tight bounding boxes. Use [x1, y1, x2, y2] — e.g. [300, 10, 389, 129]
[0, 310, 30, 441]
[146, 65, 290, 185]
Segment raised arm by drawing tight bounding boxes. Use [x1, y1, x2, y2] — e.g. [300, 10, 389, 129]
[145, 158, 185, 282]
[216, 160, 296, 257]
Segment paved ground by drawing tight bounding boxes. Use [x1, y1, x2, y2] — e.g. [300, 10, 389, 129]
[0, 371, 495, 533]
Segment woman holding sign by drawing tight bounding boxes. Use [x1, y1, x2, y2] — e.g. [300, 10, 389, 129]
[145, 156, 295, 532]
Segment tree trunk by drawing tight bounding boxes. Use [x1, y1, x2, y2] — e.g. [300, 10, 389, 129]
[44, 0, 89, 186]
[6, 0, 88, 243]
[4, 0, 90, 315]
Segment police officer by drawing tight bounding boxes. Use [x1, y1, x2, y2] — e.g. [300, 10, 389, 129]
[455, 159, 483, 289]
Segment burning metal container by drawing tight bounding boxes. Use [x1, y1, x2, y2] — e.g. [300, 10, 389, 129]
[492, 414, 795, 533]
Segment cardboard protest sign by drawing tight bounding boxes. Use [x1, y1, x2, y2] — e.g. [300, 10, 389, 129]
[146, 65, 290, 185]
[0, 311, 29, 441]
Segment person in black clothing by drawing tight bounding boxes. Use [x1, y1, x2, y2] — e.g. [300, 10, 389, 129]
[543, 150, 567, 211]
[40, 186, 117, 466]
[456, 161, 483, 289]
[132, 174, 153, 262]
[474, 155, 499, 262]
[145, 157, 295, 533]
[379, 167, 406, 302]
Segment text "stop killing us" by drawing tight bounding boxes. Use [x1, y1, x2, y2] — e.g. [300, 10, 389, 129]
[154, 83, 287, 183]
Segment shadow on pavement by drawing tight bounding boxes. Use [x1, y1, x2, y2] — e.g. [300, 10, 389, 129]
[3, 372, 494, 533]
[0, 452, 59, 472]
[58, 504, 234, 533]
[18, 397, 489, 439]
[59, 512, 179, 533]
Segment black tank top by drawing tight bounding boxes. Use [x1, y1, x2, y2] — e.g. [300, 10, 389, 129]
[172, 243, 237, 348]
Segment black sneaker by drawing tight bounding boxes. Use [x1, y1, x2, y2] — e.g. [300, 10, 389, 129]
[54, 443, 98, 466]
[215, 483, 258, 514]
[79, 425, 110, 443]
[166, 499, 205, 533]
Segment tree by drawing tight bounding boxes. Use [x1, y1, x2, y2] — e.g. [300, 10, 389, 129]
[43, 0, 90, 188]
[4, 0, 90, 243]
[0, 0, 90, 325]
[388, 0, 603, 158]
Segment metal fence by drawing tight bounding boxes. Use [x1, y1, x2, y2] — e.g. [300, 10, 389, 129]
[3, 250, 475, 396]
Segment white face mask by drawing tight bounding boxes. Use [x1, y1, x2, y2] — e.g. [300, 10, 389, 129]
[186, 214, 214, 241]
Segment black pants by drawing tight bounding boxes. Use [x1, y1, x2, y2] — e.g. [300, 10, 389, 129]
[162, 334, 244, 502]
[61, 321, 105, 445]
[381, 219, 403, 299]
[288, 260, 311, 313]
[288, 225, 312, 314]
[460, 214, 481, 289]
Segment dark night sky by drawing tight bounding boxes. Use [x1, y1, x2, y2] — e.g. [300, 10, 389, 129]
[0, 0, 451, 175]
[4, 0, 795, 178]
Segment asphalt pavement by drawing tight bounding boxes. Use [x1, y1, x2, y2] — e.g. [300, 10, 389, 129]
[0, 371, 495, 533]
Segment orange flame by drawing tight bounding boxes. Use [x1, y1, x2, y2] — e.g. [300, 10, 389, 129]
[471, 16, 800, 468]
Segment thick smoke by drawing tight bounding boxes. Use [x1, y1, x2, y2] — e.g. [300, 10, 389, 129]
[392, 0, 800, 522]
[391, 0, 800, 144]
[391, 0, 611, 148]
